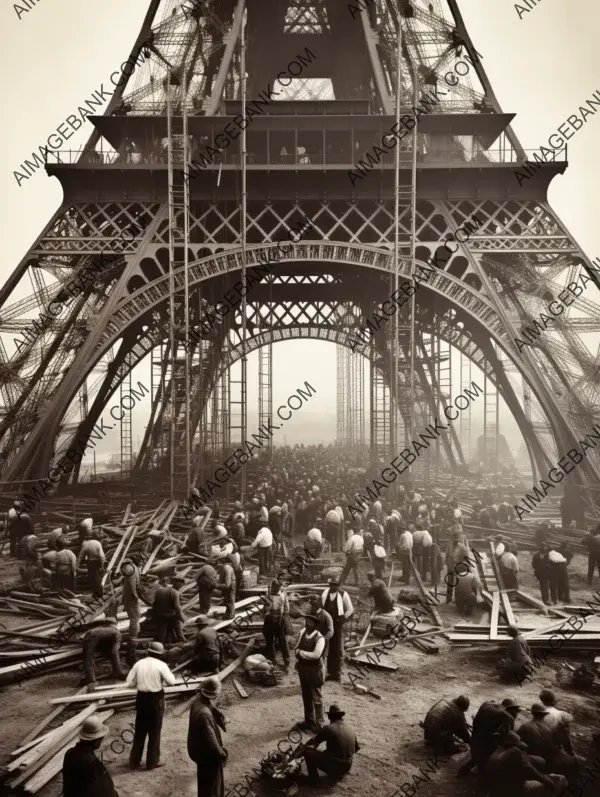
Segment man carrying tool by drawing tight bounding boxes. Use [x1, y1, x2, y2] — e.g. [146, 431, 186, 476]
[125, 640, 176, 770]
[303, 703, 360, 784]
[321, 577, 353, 682]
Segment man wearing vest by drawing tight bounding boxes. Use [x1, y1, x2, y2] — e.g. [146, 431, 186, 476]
[295, 615, 326, 732]
[321, 577, 354, 682]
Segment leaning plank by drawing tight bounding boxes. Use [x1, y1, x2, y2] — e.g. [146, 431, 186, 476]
[409, 560, 443, 625]
[514, 589, 549, 616]
[489, 591, 500, 640]
[351, 653, 398, 671]
[522, 617, 573, 640]
[499, 591, 516, 627]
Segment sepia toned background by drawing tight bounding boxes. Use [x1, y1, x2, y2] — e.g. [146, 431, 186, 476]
[0, 0, 599, 465]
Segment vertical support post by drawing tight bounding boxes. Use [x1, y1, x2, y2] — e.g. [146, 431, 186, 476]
[166, 66, 176, 500]
[239, 2, 248, 503]
[183, 69, 191, 498]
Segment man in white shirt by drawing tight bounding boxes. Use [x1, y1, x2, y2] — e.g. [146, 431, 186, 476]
[248, 526, 273, 576]
[398, 527, 414, 584]
[126, 641, 176, 770]
[48, 525, 68, 550]
[77, 532, 105, 598]
[538, 689, 575, 753]
[324, 507, 342, 551]
[499, 546, 519, 590]
[306, 527, 323, 559]
[78, 516, 94, 544]
[340, 531, 364, 586]
[295, 615, 326, 732]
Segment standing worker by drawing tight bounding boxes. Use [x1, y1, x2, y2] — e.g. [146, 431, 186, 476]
[77, 531, 105, 598]
[55, 537, 78, 593]
[295, 615, 326, 732]
[263, 580, 291, 670]
[152, 576, 186, 645]
[8, 500, 23, 557]
[62, 717, 118, 797]
[340, 529, 364, 586]
[216, 560, 236, 620]
[122, 557, 151, 664]
[247, 524, 273, 576]
[187, 675, 228, 797]
[196, 563, 219, 614]
[321, 577, 353, 682]
[126, 640, 176, 770]
[583, 524, 600, 585]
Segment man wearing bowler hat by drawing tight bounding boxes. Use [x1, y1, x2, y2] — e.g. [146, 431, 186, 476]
[125, 640, 176, 770]
[188, 675, 228, 797]
[62, 716, 119, 797]
[320, 576, 353, 682]
[303, 703, 360, 784]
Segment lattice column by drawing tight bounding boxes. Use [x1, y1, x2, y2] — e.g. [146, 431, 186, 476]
[119, 355, 133, 478]
[258, 343, 273, 459]
[459, 351, 473, 466]
[483, 359, 499, 485]
[370, 360, 391, 469]
[336, 345, 347, 444]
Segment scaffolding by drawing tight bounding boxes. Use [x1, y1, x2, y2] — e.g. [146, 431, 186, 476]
[119, 355, 133, 478]
[166, 66, 191, 497]
[258, 344, 273, 459]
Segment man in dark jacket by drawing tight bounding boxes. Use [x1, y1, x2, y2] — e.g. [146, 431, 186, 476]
[193, 615, 221, 673]
[152, 576, 185, 644]
[518, 703, 580, 778]
[423, 695, 471, 754]
[303, 704, 360, 784]
[188, 675, 228, 797]
[532, 543, 551, 605]
[366, 571, 394, 614]
[63, 716, 119, 797]
[458, 699, 519, 776]
[81, 618, 125, 690]
[583, 525, 600, 585]
[485, 729, 565, 797]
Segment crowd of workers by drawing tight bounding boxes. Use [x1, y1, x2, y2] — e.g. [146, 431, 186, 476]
[2, 442, 600, 797]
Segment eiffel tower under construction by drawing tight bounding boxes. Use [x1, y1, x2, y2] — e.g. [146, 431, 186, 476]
[1, 0, 600, 516]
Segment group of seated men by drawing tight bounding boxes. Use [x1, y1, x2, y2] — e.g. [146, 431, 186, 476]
[423, 688, 591, 796]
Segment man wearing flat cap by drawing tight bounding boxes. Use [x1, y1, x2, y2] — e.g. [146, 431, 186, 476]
[295, 615, 326, 732]
[188, 675, 228, 797]
[517, 703, 581, 778]
[303, 703, 360, 784]
[63, 717, 118, 797]
[125, 641, 176, 770]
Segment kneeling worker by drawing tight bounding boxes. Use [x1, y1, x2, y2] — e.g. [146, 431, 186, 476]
[303, 703, 360, 784]
[366, 571, 394, 614]
[193, 615, 221, 674]
[423, 695, 471, 754]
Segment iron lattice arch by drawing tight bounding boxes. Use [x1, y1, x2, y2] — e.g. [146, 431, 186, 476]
[2, 0, 600, 491]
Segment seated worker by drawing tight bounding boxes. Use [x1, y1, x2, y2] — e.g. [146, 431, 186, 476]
[538, 689, 575, 753]
[497, 625, 533, 683]
[422, 695, 471, 754]
[518, 703, 581, 778]
[192, 614, 221, 674]
[303, 704, 360, 784]
[458, 699, 520, 776]
[81, 617, 125, 691]
[366, 571, 394, 614]
[485, 729, 567, 797]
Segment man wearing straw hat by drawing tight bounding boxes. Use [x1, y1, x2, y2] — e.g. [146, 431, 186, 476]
[188, 675, 228, 797]
[125, 640, 176, 770]
[62, 716, 119, 797]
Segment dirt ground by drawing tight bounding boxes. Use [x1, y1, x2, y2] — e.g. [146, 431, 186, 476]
[1, 549, 600, 797]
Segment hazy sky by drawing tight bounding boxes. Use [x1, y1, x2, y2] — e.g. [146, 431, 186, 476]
[1, 0, 599, 473]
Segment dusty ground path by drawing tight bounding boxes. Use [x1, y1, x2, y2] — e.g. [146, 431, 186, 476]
[1, 549, 600, 797]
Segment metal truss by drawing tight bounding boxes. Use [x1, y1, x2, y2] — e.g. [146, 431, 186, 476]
[2, 0, 600, 502]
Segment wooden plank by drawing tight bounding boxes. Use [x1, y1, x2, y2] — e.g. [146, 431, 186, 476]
[232, 677, 248, 698]
[490, 591, 500, 640]
[514, 589, 549, 616]
[409, 559, 443, 625]
[499, 591, 516, 627]
[522, 618, 573, 640]
[351, 653, 398, 671]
